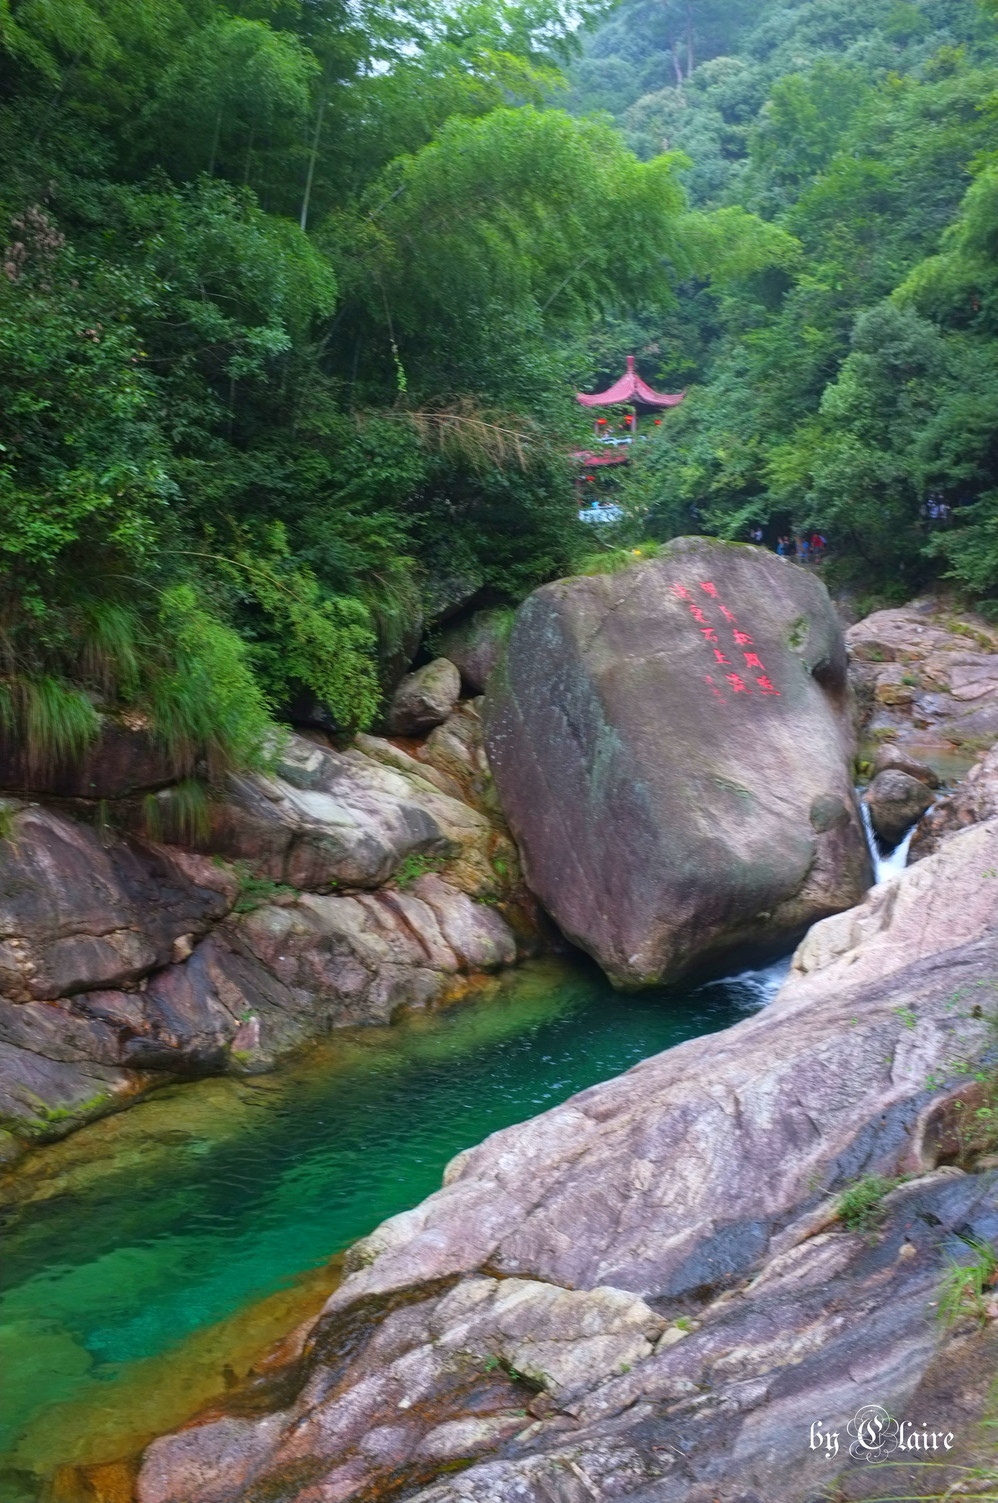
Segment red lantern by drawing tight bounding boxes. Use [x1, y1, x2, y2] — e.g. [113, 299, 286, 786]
[654, 419, 661, 425]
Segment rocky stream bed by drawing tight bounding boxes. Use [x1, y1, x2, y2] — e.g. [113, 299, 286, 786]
[1, 543, 997, 1503]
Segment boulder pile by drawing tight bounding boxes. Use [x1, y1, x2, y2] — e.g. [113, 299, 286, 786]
[0, 707, 531, 1162]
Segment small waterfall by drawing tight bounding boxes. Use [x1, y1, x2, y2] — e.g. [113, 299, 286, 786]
[697, 955, 792, 1011]
[859, 797, 918, 885]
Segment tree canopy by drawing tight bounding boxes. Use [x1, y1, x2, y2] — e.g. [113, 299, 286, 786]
[0, 0, 765, 770]
[2, 0, 998, 775]
[567, 0, 998, 609]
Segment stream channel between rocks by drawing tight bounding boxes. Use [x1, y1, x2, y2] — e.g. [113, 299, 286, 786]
[0, 950, 792, 1501]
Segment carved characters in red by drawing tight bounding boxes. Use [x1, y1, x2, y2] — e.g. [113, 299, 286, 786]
[671, 581, 782, 701]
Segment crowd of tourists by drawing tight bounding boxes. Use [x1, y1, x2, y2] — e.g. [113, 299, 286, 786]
[747, 527, 826, 565]
[923, 493, 954, 525]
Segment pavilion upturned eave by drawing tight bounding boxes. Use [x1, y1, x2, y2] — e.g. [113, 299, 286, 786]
[576, 354, 685, 411]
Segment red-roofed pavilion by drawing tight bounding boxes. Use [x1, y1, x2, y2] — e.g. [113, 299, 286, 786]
[573, 357, 685, 513]
[577, 355, 685, 450]
[577, 355, 686, 414]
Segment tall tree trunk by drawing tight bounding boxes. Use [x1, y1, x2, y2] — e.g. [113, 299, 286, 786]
[671, 44, 683, 87]
[242, 129, 255, 188]
[686, 6, 694, 78]
[208, 108, 222, 177]
[32, 49, 83, 150]
[300, 97, 326, 233]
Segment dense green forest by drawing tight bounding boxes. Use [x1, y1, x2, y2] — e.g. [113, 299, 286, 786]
[570, 0, 998, 603]
[1, 0, 997, 774]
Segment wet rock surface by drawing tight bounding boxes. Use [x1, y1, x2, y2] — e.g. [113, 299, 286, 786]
[0, 716, 529, 1161]
[911, 740, 998, 861]
[847, 600, 998, 748]
[137, 816, 998, 1503]
[484, 539, 870, 987]
[863, 767, 934, 846]
[871, 742, 939, 786]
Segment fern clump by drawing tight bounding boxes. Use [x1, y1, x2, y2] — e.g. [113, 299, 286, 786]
[937, 1238, 998, 1328]
[151, 586, 275, 776]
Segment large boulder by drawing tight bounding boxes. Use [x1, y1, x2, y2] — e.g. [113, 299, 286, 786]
[483, 539, 871, 987]
[436, 609, 512, 694]
[422, 567, 486, 627]
[863, 767, 934, 846]
[388, 658, 462, 736]
[137, 816, 998, 1503]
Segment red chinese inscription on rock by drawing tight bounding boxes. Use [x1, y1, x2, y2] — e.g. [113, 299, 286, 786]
[672, 581, 781, 701]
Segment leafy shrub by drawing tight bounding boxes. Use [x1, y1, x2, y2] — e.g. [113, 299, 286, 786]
[836, 1174, 901, 1231]
[394, 850, 449, 887]
[229, 861, 298, 914]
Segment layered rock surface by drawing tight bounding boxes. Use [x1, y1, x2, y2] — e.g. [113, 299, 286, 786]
[0, 711, 529, 1162]
[0, 715, 178, 800]
[138, 815, 998, 1503]
[911, 740, 998, 861]
[484, 538, 871, 987]
[847, 600, 998, 748]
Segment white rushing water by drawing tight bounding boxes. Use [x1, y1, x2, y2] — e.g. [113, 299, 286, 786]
[859, 797, 918, 884]
[698, 799, 925, 1021]
[697, 954, 793, 1012]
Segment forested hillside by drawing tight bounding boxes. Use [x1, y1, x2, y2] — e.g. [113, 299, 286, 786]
[568, 0, 998, 603]
[0, 0, 800, 774]
[1, 0, 997, 779]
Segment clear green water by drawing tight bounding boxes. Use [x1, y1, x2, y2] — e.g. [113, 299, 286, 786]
[0, 952, 788, 1496]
